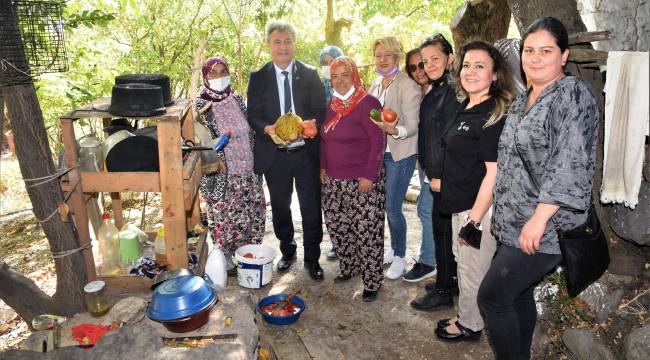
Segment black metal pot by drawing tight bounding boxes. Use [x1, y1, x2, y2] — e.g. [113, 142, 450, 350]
[109, 83, 166, 117]
[105, 135, 159, 172]
[115, 74, 173, 106]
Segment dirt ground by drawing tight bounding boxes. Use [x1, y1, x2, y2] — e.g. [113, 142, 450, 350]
[0, 154, 496, 358]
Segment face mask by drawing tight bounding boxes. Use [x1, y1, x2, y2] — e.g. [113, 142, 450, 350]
[208, 76, 230, 92]
[322, 65, 331, 80]
[333, 86, 355, 101]
[374, 65, 398, 78]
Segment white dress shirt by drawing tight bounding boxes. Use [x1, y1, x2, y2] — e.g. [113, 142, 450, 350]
[273, 61, 304, 148]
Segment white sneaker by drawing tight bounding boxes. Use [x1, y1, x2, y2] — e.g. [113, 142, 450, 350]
[386, 256, 406, 279]
[383, 248, 394, 265]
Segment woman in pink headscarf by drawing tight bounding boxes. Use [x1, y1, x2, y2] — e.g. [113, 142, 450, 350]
[196, 57, 266, 268]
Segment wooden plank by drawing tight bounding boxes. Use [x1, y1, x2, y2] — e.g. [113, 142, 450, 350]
[60, 97, 190, 122]
[60, 119, 97, 281]
[111, 192, 124, 230]
[85, 193, 102, 239]
[192, 231, 209, 276]
[569, 30, 613, 45]
[157, 120, 188, 269]
[298, 327, 345, 360]
[99, 274, 153, 295]
[183, 154, 201, 211]
[80, 172, 160, 192]
[180, 103, 195, 141]
[568, 48, 608, 64]
[182, 151, 199, 179]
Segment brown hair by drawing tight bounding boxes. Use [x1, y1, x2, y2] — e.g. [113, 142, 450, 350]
[455, 40, 515, 128]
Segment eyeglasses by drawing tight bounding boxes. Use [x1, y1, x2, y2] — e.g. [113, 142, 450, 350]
[408, 62, 425, 73]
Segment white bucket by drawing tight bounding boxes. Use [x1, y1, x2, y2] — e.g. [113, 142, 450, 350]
[235, 244, 276, 289]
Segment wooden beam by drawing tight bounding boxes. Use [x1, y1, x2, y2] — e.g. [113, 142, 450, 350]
[569, 30, 613, 45]
[60, 119, 96, 282]
[568, 48, 608, 64]
[157, 120, 188, 269]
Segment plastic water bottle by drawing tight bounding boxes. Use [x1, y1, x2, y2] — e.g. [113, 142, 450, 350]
[154, 226, 167, 266]
[204, 247, 228, 289]
[214, 132, 231, 152]
[97, 213, 120, 274]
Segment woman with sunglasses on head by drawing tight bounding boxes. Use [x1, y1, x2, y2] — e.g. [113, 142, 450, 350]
[410, 34, 461, 309]
[368, 36, 422, 280]
[401, 47, 436, 283]
[478, 17, 599, 359]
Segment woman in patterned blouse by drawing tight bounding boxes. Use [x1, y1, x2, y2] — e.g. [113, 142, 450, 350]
[196, 57, 266, 270]
[478, 18, 599, 360]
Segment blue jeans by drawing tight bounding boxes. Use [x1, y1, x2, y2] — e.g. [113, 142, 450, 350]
[384, 153, 416, 258]
[417, 169, 436, 266]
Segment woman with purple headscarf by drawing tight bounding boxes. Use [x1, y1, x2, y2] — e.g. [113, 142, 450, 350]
[196, 57, 266, 268]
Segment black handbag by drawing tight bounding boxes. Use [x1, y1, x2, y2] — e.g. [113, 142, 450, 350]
[515, 143, 609, 297]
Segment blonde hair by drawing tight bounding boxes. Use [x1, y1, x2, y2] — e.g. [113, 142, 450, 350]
[372, 36, 404, 63]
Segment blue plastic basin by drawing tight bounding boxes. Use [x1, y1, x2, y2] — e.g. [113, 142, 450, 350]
[257, 294, 306, 326]
[147, 275, 216, 321]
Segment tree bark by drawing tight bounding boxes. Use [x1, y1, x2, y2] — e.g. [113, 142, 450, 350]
[1, 84, 88, 324]
[325, 0, 351, 48]
[0, 0, 86, 325]
[450, 0, 511, 54]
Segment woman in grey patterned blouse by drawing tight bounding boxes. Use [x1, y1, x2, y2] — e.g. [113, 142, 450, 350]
[478, 17, 599, 360]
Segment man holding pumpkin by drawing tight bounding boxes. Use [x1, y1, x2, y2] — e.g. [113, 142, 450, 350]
[246, 20, 326, 280]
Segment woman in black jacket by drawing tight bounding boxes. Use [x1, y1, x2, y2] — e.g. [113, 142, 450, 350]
[410, 34, 462, 311]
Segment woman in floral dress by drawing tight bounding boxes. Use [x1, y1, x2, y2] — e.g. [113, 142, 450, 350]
[196, 57, 266, 265]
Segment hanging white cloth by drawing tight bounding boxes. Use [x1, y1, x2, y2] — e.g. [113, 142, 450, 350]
[601, 51, 649, 209]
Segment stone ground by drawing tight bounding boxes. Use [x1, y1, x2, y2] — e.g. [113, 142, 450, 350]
[0, 151, 497, 359]
[248, 180, 496, 360]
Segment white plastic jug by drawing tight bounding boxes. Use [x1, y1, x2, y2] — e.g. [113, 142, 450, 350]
[204, 247, 228, 289]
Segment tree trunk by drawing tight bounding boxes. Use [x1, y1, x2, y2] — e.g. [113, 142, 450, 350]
[450, 0, 511, 54]
[506, 0, 619, 264]
[325, 0, 351, 48]
[0, 0, 86, 325]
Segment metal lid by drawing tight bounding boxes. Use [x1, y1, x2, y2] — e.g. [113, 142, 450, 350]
[83, 280, 106, 293]
[147, 275, 216, 321]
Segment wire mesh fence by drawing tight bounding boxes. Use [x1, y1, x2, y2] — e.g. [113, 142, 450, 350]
[0, 0, 67, 87]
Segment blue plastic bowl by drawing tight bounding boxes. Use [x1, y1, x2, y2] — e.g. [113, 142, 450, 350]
[148, 275, 217, 321]
[257, 294, 306, 326]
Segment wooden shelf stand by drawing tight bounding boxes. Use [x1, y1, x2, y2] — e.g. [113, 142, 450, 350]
[59, 98, 206, 292]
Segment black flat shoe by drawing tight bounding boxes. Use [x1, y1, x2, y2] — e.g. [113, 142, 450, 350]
[304, 261, 324, 281]
[410, 289, 453, 311]
[334, 274, 352, 283]
[277, 255, 296, 272]
[437, 315, 458, 330]
[435, 322, 481, 342]
[362, 288, 379, 302]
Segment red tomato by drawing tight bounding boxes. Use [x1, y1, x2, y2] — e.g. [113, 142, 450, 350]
[382, 108, 398, 123]
[303, 126, 318, 138]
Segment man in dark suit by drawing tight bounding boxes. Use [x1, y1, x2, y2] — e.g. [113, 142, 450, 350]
[247, 20, 326, 280]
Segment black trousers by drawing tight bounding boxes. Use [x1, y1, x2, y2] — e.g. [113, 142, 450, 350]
[264, 148, 323, 262]
[478, 244, 562, 360]
[431, 191, 456, 291]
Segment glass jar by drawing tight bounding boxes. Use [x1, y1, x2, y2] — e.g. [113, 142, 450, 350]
[78, 135, 103, 172]
[83, 281, 111, 317]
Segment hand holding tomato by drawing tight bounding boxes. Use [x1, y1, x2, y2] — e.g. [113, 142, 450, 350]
[301, 119, 318, 139]
[382, 108, 398, 123]
[370, 107, 399, 135]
